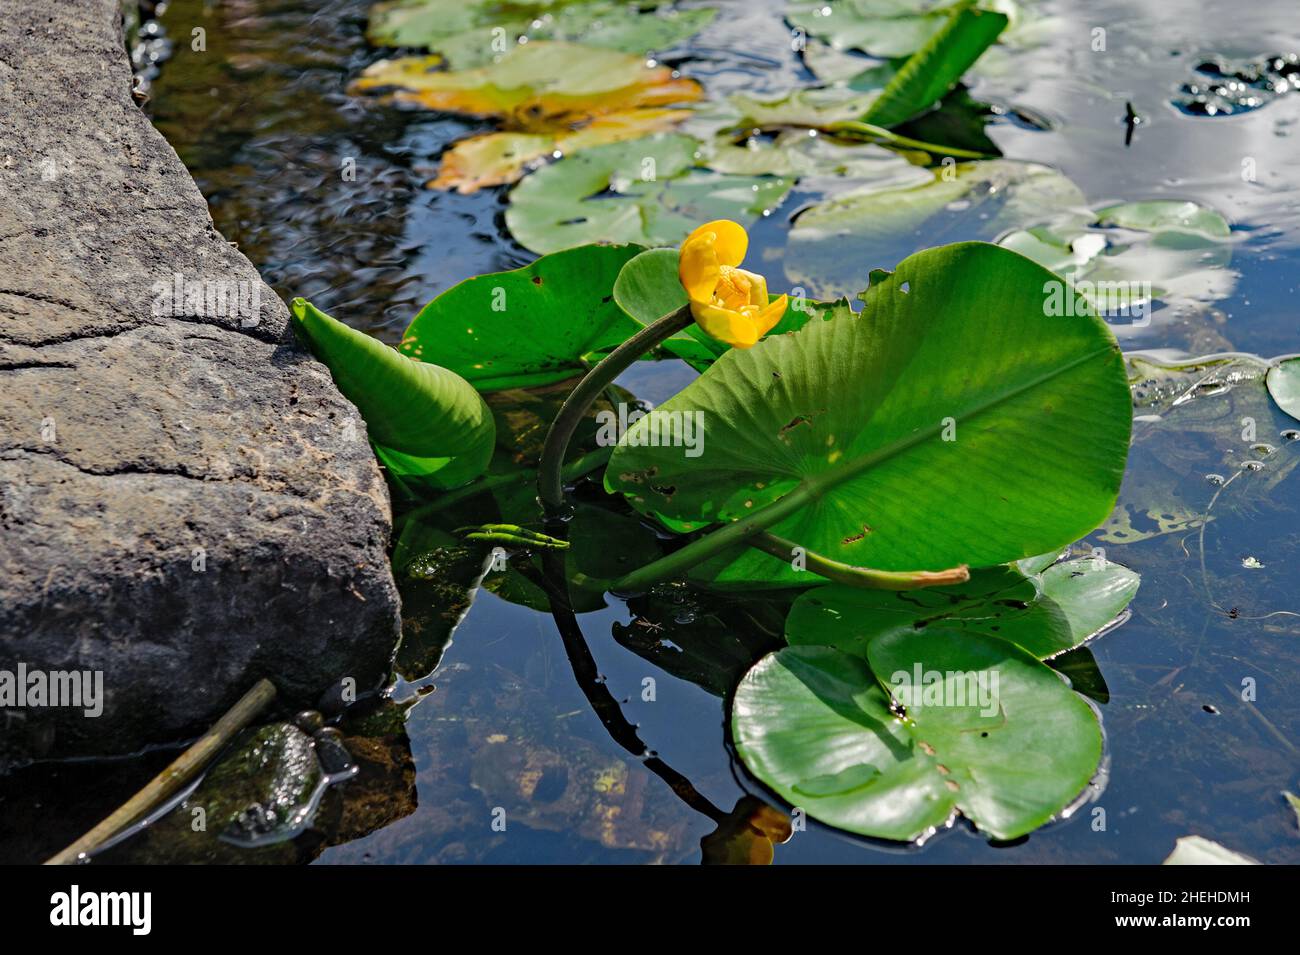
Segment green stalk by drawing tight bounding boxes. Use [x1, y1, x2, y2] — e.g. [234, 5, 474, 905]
[539, 304, 694, 515]
[826, 120, 990, 160]
[752, 531, 969, 590]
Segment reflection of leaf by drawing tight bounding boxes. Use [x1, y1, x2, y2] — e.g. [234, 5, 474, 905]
[352, 43, 701, 127]
[731, 633, 1103, 841]
[368, 0, 715, 69]
[613, 586, 788, 696]
[400, 244, 645, 391]
[786, 557, 1139, 661]
[700, 796, 793, 865]
[608, 243, 1131, 584]
[786, 160, 1085, 297]
[506, 134, 792, 254]
[431, 108, 693, 192]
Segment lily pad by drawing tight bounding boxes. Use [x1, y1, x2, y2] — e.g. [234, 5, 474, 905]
[368, 1, 716, 69]
[1266, 357, 1300, 421]
[352, 42, 702, 126]
[785, 556, 1139, 661]
[1162, 835, 1259, 864]
[786, 159, 1086, 297]
[431, 108, 693, 192]
[788, 0, 1026, 59]
[731, 633, 1103, 841]
[999, 200, 1236, 322]
[399, 243, 646, 391]
[607, 242, 1131, 581]
[505, 134, 792, 254]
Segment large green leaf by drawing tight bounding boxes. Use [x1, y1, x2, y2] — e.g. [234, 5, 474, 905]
[861, 4, 1008, 128]
[505, 134, 792, 254]
[786, 160, 1086, 298]
[606, 242, 1132, 580]
[731, 633, 1103, 841]
[368, 0, 715, 69]
[399, 244, 645, 391]
[291, 299, 495, 483]
[786, 556, 1139, 661]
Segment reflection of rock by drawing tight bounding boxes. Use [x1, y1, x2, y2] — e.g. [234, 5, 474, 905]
[0, 1, 400, 770]
[325, 663, 698, 863]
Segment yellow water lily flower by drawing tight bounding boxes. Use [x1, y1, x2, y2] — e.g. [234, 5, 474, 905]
[679, 220, 788, 349]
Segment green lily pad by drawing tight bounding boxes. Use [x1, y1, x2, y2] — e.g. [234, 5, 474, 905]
[505, 134, 792, 254]
[607, 242, 1131, 582]
[786, 159, 1086, 298]
[1266, 357, 1300, 421]
[789, 0, 1027, 59]
[368, 1, 715, 69]
[999, 200, 1236, 319]
[785, 556, 1139, 661]
[399, 243, 646, 391]
[731, 633, 1103, 841]
[1162, 835, 1259, 865]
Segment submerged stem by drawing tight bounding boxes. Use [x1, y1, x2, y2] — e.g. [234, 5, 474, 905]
[538, 304, 693, 515]
[826, 120, 990, 160]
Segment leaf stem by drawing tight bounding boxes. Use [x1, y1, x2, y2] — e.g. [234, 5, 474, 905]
[826, 120, 990, 160]
[752, 531, 970, 590]
[539, 304, 694, 515]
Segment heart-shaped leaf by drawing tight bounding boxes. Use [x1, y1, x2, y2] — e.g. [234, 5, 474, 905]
[291, 299, 495, 484]
[731, 633, 1103, 841]
[505, 134, 792, 254]
[607, 242, 1132, 580]
[785, 556, 1139, 661]
[399, 243, 646, 391]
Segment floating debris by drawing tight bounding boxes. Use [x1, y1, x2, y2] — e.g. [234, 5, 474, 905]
[1174, 53, 1300, 116]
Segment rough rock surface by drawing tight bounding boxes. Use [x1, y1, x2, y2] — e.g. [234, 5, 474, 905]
[0, 1, 401, 769]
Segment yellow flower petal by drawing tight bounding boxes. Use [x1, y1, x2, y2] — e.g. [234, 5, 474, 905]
[734, 268, 769, 307]
[753, 294, 788, 338]
[678, 230, 721, 303]
[684, 219, 747, 269]
[691, 301, 760, 349]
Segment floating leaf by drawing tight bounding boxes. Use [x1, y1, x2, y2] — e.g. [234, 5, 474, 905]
[431, 108, 693, 192]
[999, 200, 1236, 323]
[786, 160, 1085, 298]
[731, 633, 1103, 841]
[789, 0, 1028, 59]
[1162, 835, 1259, 864]
[352, 42, 702, 127]
[400, 244, 646, 391]
[861, 4, 1007, 128]
[505, 134, 792, 254]
[1266, 357, 1300, 421]
[785, 557, 1139, 661]
[292, 299, 495, 484]
[607, 242, 1131, 583]
[368, 1, 715, 69]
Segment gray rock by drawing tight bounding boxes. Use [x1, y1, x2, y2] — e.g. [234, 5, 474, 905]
[0, 0, 401, 769]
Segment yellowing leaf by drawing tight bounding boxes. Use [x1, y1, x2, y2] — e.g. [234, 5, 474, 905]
[430, 107, 692, 193]
[351, 42, 702, 129]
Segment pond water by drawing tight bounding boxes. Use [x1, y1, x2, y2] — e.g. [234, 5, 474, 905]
[4, 0, 1297, 865]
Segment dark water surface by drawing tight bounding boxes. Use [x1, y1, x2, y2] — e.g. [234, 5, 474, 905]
[7, 0, 1298, 865]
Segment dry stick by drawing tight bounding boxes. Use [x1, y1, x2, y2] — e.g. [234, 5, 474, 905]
[44, 678, 277, 865]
